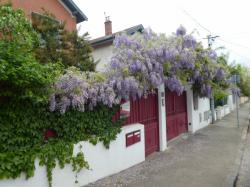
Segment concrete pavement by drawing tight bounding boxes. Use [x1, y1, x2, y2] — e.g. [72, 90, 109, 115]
[237, 125, 250, 187]
[85, 102, 250, 187]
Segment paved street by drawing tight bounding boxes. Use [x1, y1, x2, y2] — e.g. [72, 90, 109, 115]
[86, 102, 250, 187]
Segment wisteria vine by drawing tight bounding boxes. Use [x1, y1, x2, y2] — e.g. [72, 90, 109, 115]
[50, 26, 230, 113]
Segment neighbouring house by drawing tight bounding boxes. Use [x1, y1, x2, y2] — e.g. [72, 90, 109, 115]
[0, 0, 87, 30]
[90, 17, 144, 71]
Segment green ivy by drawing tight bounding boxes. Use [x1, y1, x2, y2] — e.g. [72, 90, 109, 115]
[0, 100, 123, 187]
[0, 5, 120, 187]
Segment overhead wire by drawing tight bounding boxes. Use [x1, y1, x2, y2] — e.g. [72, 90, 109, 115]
[181, 9, 212, 34]
[181, 9, 250, 63]
[217, 38, 250, 50]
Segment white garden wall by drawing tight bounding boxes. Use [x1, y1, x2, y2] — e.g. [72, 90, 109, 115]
[186, 87, 211, 133]
[0, 124, 145, 187]
[227, 94, 236, 111]
[240, 96, 249, 104]
[224, 105, 230, 115]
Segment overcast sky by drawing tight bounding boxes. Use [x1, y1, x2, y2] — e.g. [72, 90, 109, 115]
[74, 0, 250, 67]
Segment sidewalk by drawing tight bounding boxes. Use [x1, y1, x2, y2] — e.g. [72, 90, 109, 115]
[85, 102, 250, 187]
[237, 126, 250, 187]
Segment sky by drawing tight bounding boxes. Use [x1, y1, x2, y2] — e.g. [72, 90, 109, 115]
[73, 0, 250, 67]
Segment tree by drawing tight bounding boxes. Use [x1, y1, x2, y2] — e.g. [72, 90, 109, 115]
[32, 10, 96, 71]
[0, 5, 61, 102]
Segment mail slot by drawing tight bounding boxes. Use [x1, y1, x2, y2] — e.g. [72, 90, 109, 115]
[126, 130, 141, 147]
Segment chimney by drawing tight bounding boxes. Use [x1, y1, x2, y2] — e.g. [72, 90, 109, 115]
[104, 16, 112, 36]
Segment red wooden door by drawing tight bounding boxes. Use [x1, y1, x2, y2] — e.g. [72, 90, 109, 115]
[125, 93, 159, 156]
[165, 91, 188, 141]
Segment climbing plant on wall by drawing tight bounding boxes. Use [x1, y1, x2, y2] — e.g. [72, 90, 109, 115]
[0, 99, 122, 187]
[0, 5, 123, 187]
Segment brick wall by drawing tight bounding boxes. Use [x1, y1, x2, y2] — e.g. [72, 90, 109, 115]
[1, 0, 77, 31]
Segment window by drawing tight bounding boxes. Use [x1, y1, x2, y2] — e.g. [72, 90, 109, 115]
[199, 113, 202, 123]
[31, 12, 61, 26]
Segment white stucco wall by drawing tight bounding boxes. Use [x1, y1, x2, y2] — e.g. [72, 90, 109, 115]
[227, 94, 236, 111]
[92, 45, 113, 72]
[186, 87, 211, 133]
[240, 96, 249, 104]
[0, 124, 145, 187]
[224, 105, 230, 115]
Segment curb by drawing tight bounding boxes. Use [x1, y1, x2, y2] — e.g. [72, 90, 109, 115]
[229, 125, 249, 187]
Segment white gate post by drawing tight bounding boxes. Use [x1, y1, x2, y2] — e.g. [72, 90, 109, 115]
[157, 84, 167, 151]
[186, 87, 194, 133]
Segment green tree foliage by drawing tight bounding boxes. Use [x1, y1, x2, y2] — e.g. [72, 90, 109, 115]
[214, 88, 228, 107]
[32, 10, 96, 71]
[0, 5, 62, 101]
[216, 52, 250, 97]
[229, 63, 250, 96]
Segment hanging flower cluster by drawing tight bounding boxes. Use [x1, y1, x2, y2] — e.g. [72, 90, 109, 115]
[231, 87, 240, 96]
[49, 67, 119, 113]
[50, 26, 229, 113]
[107, 26, 228, 98]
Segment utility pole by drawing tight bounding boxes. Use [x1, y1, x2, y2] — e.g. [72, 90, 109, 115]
[204, 35, 219, 124]
[206, 35, 219, 47]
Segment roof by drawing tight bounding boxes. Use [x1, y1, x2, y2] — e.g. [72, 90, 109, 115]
[90, 24, 144, 48]
[60, 0, 88, 23]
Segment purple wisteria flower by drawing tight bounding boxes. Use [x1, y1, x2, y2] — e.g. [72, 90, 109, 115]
[183, 35, 197, 48]
[50, 26, 230, 114]
[231, 87, 240, 96]
[176, 25, 186, 36]
[165, 76, 184, 95]
[164, 48, 178, 61]
[49, 68, 119, 114]
[179, 50, 195, 69]
[110, 57, 120, 69]
[144, 28, 153, 40]
[127, 49, 133, 59]
[208, 50, 217, 60]
[193, 70, 200, 80]
[215, 68, 225, 81]
[200, 84, 212, 98]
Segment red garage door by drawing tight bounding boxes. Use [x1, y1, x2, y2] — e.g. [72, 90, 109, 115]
[125, 93, 159, 156]
[165, 91, 188, 141]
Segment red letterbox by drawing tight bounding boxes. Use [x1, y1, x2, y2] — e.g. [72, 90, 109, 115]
[126, 130, 141, 147]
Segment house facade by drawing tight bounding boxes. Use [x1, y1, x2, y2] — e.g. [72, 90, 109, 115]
[0, 0, 87, 30]
[90, 18, 144, 71]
